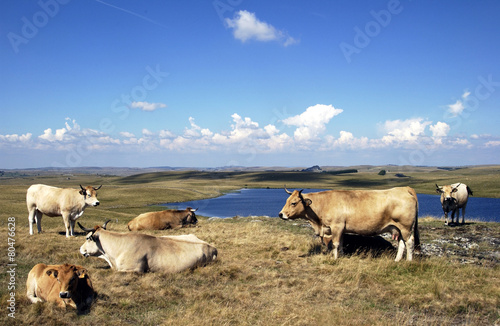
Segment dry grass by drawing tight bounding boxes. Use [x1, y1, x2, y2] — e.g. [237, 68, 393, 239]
[0, 169, 499, 325]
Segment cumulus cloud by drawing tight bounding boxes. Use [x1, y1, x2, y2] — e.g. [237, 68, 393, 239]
[1, 108, 494, 166]
[130, 101, 167, 112]
[447, 91, 470, 117]
[429, 121, 450, 138]
[485, 140, 500, 147]
[283, 104, 343, 142]
[225, 10, 298, 46]
[120, 131, 135, 138]
[0, 133, 32, 144]
[381, 118, 431, 145]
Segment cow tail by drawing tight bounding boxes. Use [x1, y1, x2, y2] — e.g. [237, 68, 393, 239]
[467, 185, 473, 196]
[408, 187, 421, 253]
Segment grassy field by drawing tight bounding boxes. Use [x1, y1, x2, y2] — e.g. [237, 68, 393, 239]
[0, 166, 499, 325]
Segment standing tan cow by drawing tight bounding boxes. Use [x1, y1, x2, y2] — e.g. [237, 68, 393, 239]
[78, 221, 217, 273]
[435, 183, 473, 225]
[26, 263, 95, 312]
[27, 184, 101, 237]
[127, 207, 198, 231]
[279, 186, 420, 261]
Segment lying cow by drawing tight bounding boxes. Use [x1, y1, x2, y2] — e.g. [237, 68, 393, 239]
[279, 186, 420, 261]
[435, 183, 473, 225]
[127, 207, 198, 231]
[78, 221, 217, 273]
[27, 184, 102, 237]
[26, 263, 95, 312]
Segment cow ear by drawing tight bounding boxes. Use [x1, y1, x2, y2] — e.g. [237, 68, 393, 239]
[76, 268, 88, 279]
[304, 198, 312, 206]
[452, 187, 459, 193]
[46, 269, 58, 278]
[79, 189, 86, 196]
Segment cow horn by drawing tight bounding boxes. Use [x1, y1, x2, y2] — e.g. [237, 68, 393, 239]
[190, 208, 198, 212]
[93, 185, 102, 190]
[80, 185, 85, 191]
[453, 183, 461, 189]
[284, 185, 293, 195]
[102, 220, 111, 230]
[78, 222, 94, 233]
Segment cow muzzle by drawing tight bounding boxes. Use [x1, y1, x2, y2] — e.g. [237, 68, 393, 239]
[59, 291, 71, 299]
[93, 201, 100, 206]
[278, 212, 288, 220]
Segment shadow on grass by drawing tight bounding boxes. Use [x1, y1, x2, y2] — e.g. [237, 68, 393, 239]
[304, 234, 396, 258]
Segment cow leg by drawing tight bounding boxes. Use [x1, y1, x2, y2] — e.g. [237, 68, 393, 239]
[62, 213, 71, 237]
[69, 219, 76, 237]
[329, 230, 343, 260]
[405, 235, 414, 261]
[26, 277, 43, 303]
[444, 211, 449, 225]
[460, 207, 466, 224]
[28, 208, 36, 235]
[35, 210, 43, 234]
[395, 239, 405, 261]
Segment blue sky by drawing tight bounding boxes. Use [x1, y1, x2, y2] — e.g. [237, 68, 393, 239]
[1, 0, 499, 169]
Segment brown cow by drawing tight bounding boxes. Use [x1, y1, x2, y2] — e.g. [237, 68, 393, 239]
[26, 263, 95, 313]
[27, 184, 102, 237]
[279, 186, 420, 261]
[127, 207, 198, 231]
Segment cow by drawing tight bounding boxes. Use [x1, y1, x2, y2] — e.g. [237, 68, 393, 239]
[279, 186, 420, 262]
[27, 184, 102, 237]
[435, 183, 473, 225]
[26, 263, 95, 313]
[127, 207, 198, 231]
[78, 221, 217, 273]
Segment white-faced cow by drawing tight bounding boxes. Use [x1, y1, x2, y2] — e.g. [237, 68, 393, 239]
[26, 263, 95, 312]
[279, 186, 420, 261]
[78, 221, 217, 273]
[435, 183, 473, 225]
[127, 207, 198, 231]
[27, 184, 101, 237]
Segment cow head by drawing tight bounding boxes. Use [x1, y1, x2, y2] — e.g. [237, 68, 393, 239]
[78, 220, 110, 257]
[435, 183, 460, 203]
[184, 207, 198, 225]
[46, 264, 88, 299]
[278, 186, 312, 220]
[79, 185, 102, 207]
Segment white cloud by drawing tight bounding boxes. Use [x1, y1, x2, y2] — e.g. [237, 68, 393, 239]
[447, 91, 470, 117]
[283, 104, 343, 142]
[130, 101, 166, 112]
[159, 130, 175, 139]
[225, 10, 298, 46]
[381, 118, 431, 145]
[0, 133, 32, 144]
[451, 138, 471, 147]
[2, 107, 496, 167]
[120, 131, 135, 138]
[39, 127, 68, 142]
[429, 121, 450, 138]
[485, 140, 500, 147]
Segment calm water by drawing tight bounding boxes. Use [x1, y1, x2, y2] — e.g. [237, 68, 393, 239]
[162, 188, 500, 222]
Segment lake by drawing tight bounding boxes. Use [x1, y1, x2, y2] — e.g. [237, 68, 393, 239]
[162, 188, 500, 223]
